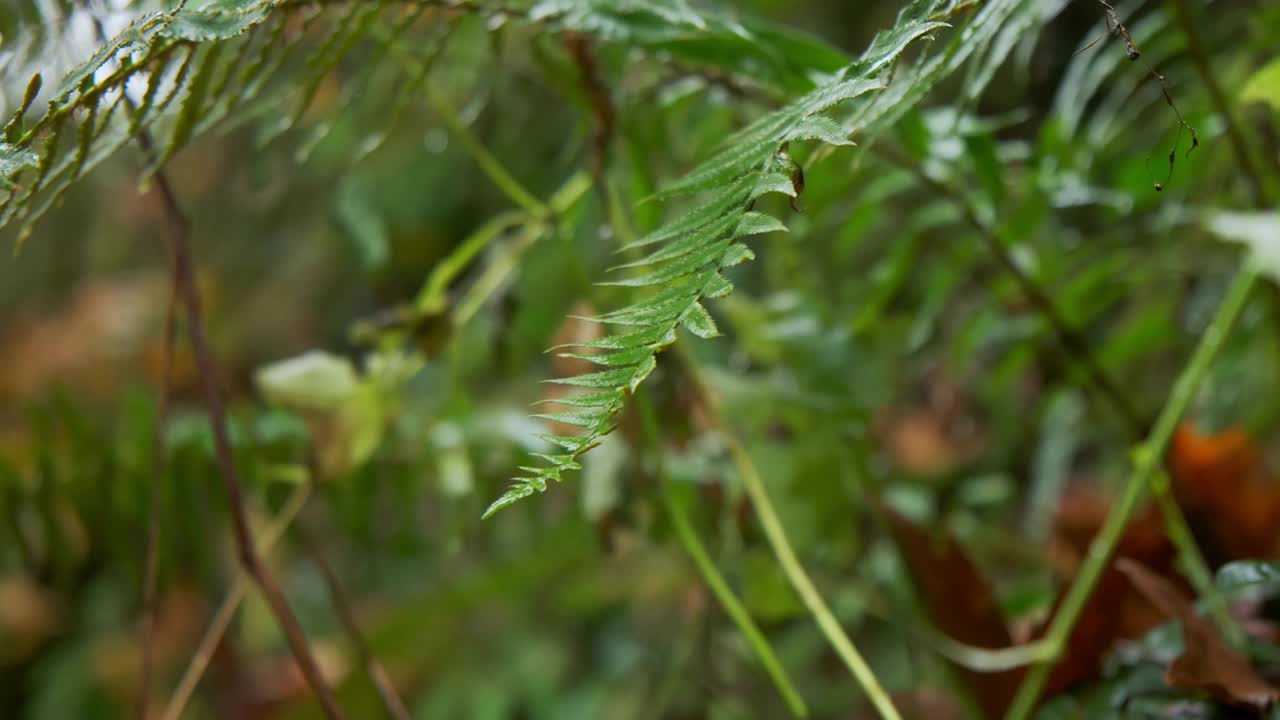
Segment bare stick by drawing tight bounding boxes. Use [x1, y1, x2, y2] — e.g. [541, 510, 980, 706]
[144, 139, 347, 720]
[161, 484, 313, 720]
[81, 31, 349, 720]
[297, 501, 412, 720]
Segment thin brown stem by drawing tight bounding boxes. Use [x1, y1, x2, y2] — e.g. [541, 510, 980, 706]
[144, 143, 347, 720]
[298, 465, 411, 720]
[563, 31, 614, 190]
[1166, 0, 1273, 206]
[81, 5, 343, 713]
[876, 144, 1149, 436]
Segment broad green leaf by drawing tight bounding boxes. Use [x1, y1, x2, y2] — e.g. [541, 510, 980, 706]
[719, 243, 755, 267]
[554, 325, 677, 351]
[534, 390, 623, 408]
[256, 350, 359, 412]
[1241, 57, 1280, 114]
[612, 209, 744, 269]
[627, 355, 657, 392]
[784, 115, 854, 145]
[533, 408, 617, 428]
[625, 177, 755, 249]
[534, 434, 596, 453]
[602, 240, 732, 287]
[703, 273, 734, 298]
[558, 347, 656, 367]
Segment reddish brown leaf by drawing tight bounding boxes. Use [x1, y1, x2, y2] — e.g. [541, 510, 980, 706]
[1117, 558, 1280, 711]
[883, 491, 1183, 716]
[878, 503, 1023, 718]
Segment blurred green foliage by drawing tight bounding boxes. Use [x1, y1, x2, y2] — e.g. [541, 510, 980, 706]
[1, 0, 1279, 718]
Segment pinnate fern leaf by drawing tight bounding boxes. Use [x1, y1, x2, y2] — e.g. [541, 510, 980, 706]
[483, 0, 971, 517]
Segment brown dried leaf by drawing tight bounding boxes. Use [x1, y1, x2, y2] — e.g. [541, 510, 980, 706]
[1117, 558, 1280, 711]
[878, 503, 1023, 717]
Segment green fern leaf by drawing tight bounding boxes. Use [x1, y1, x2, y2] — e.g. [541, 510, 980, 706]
[485, 0, 977, 516]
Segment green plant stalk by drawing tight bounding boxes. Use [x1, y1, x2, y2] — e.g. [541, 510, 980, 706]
[415, 210, 527, 314]
[1149, 472, 1246, 648]
[1148, 468, 1245, 644]
[422, 82, 548, 218]
[373, 18, 546, 217]
[636, 392, 809, 717]
[1004, 261, 1259, 720]
[878, 139, 1245, 654]
[723, 429, 902, 720]
[664, 495, 809, 716]
[675, 348, 903, 720]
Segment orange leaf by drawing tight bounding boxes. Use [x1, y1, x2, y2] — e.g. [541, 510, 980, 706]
[1169, 424, 1280, 563]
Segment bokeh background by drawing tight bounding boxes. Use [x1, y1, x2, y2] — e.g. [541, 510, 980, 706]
[1, 0, 1279, 718]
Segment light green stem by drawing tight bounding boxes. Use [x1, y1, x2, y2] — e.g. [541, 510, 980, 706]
[665, 493, 810, 717]
[723, 432, 902, 719]
[1004, 261, 1259, 720]
[1150, 471, 1246, 648]
[676, 349, 903, 720]
[415, 210, 526, 314]
[374, 21, 547, 218]
[637, 393, 808, 717]
[422, 83, 548, 218]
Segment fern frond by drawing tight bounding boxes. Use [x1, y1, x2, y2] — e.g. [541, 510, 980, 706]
[484, 0, 976, 517]
[0, 0, 462, 240]
[0, 0, 287, 238]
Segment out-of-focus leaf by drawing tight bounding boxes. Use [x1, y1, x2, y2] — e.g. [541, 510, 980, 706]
[255, 348, 420, 477]
[1202, 211, 1280, 283]
[963, 132, 1005, 209]
[878, 502, 1023, 718]
[256, 350, 359, 412]
[335, 182, 390, 272]
[1216, 561, 1280, 596]
[1241, 57, 1280, 114]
